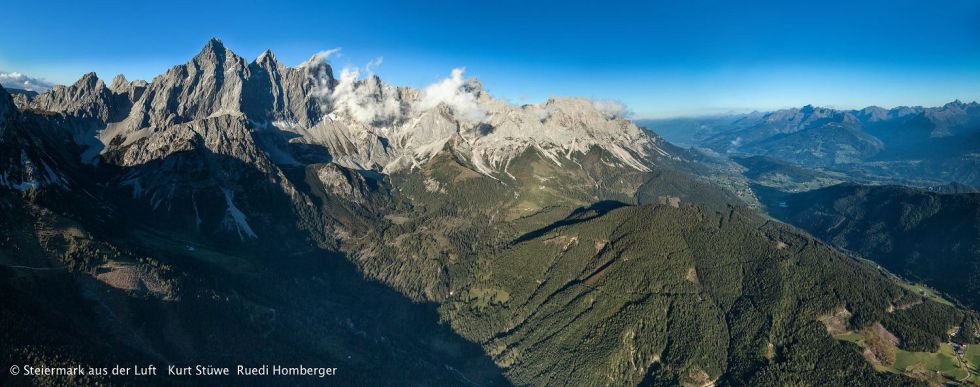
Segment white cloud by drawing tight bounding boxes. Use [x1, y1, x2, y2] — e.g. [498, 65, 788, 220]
[416, 68, 486, 123]
[0, 71, 56, 92]
[302, 48, 343, 103]
[303, 49, 403, 125]
[326, 60, 402, 124]
[365, 57, 383, 75]
[299, 48, 342, 68]
[590, 99, 631, 119]
[305, 59, 487, 125]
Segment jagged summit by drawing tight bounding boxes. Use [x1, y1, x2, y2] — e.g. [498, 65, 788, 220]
[74, 72, 102, 88]
[18, 39, 673, 176]
[190, 38, 244, 72]
[109, 74, 128, 91]
[256, 49, 276, 63]
[198, 37, 226, 55]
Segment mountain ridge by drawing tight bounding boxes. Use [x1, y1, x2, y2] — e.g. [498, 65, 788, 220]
[3, 39, 979, 385]
[639, 100, 980, 187]
[17, 39, 672, 179]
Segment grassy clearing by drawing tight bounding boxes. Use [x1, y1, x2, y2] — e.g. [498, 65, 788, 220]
[836, 332, 863, 343]
[849, 256, 956, 307]
[967, 345, 980, 370]
[895, 281, 956, 307]
[891, 344, 965, 378]
[833, 332, 975, 382]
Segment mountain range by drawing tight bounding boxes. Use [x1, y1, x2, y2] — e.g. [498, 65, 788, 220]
[2, 39, 979, 386]
[639, 101, 980, 188]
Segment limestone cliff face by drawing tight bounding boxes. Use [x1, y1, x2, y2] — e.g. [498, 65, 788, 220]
[30, 72, 117, 121]
[0, 85, 72, 192]
[7, 39, 697, 242]
[25, 38, 671, 178]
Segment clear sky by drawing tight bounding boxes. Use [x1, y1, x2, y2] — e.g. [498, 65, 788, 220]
[2, 0, 979, 118]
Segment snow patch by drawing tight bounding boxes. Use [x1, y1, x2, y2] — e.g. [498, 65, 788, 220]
[1, 150, 67, 192]
[220, 188, 258, 240]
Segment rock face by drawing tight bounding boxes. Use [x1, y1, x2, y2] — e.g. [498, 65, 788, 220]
[8, 38, 726, 244]
[108, 74, 148, 105]
[30, 72, 117, 121]
[0, 85, 72, 192]
[311, 163, 372, 204]
[27, 38, 670, 179]
[102, 40, 322, 146]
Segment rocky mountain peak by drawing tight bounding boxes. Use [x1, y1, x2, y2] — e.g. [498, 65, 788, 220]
[925, 99, 979, 137]
[256, 49, 277, 64]
[188, 38, 247, 78]
[17, 39, 671, 178]
[26, 72, 115, 122]
[197, 38, 227, 58]
[945, 99, 965, 109]
[74, 72, 104, 91]
[250, 49, 286, 79]
[109, 74, 129, 92]
[857, 106, 890, 122]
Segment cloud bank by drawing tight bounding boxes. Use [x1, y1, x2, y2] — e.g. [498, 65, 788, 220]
[0, 71, 56, 92]
[308, 57, 490, 125]
[303, 53, 403, 124]
[329, 63, 403, 124]
[590, 99, 631, 119]
[416, 68, 486, 123]
[300, 48, 342, 68]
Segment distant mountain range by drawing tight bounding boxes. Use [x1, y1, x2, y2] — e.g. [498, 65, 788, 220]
[639, 101, 980, 188]
[2, 39, 979, 385]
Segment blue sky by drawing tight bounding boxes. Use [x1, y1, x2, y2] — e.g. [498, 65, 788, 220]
[2, 0, 979, 118]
